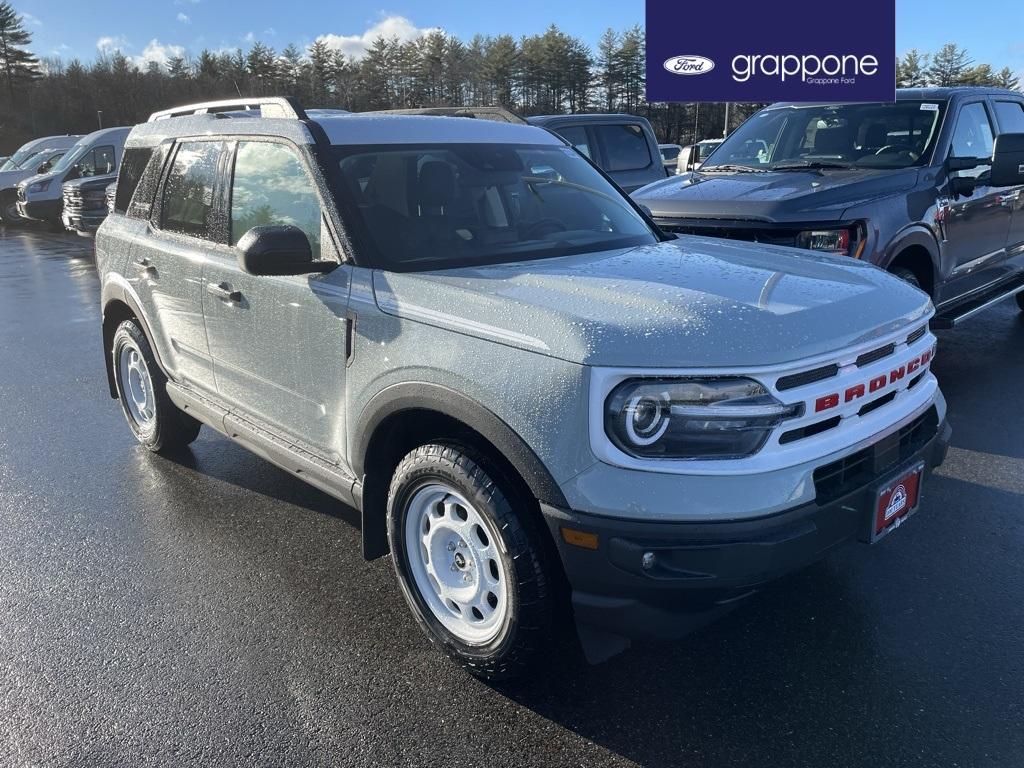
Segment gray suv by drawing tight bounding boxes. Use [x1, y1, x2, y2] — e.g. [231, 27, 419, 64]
[97, 98, 950, 679]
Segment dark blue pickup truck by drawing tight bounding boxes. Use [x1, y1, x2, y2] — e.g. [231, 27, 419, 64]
[634, 87, 1024, 327]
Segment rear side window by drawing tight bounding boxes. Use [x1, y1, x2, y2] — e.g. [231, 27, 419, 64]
[114, 147, 153, 214]
[230, 141, 322, 258]
[554, 125, 592, 159]
[160, 141, 225, 239]
[994, 101, 1024, 134]
[595, 124, 653, 171]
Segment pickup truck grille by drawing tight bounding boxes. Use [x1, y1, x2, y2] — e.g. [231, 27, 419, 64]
[655, 218, 800, 247]
[63, 186, 109, 216]
[812, 405, 939, 505]
[16, 186, 26, 202]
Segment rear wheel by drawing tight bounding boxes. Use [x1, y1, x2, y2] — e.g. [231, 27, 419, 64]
[1017, 290, 1024, 312]
[387, 442, 554, 680]
[111, 319, 201, 453]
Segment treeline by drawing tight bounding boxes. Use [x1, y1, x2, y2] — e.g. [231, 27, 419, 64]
[0, 6, 759, 152]
[1, 0, 1021, 155]
[897, 44, 1020, 89]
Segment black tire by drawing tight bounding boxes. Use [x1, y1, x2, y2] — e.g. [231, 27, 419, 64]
[1016, 290, 1024, 312]
[387, 442, 554, 681]
[0, 199, 21, 224]
[891, 266, 922, 291]
[111, 319, 201, 453]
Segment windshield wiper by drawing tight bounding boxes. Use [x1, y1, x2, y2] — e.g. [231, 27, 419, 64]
[699, 164, 769, 173]
[769, 160, 853, 171]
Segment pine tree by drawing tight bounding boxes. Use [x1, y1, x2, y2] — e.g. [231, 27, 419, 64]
[0, 2, 38, 101]
[897, 50, 928, 88]
[995, 67, 1020, 91]
[925, 43, 972, 87]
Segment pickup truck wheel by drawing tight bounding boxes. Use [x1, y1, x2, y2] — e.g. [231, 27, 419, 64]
[1, 200, 20, 224]
[111, 320, 201, 453]
[891, 266, 922, 291]
[387, 443, 553, 681]
[1016, 290, 1024, 312]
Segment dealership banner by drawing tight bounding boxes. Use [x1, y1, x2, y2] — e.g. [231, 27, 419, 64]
[645, 0, 896, 103]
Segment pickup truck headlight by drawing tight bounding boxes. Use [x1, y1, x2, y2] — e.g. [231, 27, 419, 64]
[796, 227, 858, 256]
[27, 179, 51, 194]
[604, 378, 801, 459]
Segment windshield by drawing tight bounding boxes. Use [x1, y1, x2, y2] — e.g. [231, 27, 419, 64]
[660, 146, 681, 161]
[332, 143, 658, 270]
[702, 101, 948, 171]
[1, 145, 46, 171]
[697, 141, 721, 160]
[49, 140, 91, 175]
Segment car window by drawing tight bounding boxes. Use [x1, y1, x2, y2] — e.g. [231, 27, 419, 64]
[994, 101, 1024, 134]
[114, 147, 153, 214]
[595, 124, 652, 171]
[949, 103, 995, 178]
[332, 142, 657, 271]
[161, 141, 225, 239]
[230, 142, 322, 259]
[554, 125, 592, 159]
[79, 145, 115, 177]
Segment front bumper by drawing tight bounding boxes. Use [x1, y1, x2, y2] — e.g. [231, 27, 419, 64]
[542, 412, 950, 657]
[16, 198, 61, 222]
[62, 210, 105, 234]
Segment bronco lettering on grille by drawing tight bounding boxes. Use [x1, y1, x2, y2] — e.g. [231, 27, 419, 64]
[814, 349, 933, 413]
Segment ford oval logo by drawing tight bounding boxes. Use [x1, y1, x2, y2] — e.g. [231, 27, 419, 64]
[663, 55, 715, 76]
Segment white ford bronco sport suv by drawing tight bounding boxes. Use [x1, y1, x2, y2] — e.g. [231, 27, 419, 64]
[96, 98, 950, 679]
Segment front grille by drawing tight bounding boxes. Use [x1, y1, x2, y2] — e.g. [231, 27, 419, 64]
[655, 219, 801, 247]
[812, 406, 939, 505]
[62, 187, 108, 217]
[855, 343, 896, 368]
[777, 364, 840, 392]
[906, 325, 927, 345]
[780, 416, 841, 445]
[17, 187, 26, 202]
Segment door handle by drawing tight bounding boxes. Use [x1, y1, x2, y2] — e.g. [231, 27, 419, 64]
[206, 281, 241, 303]
[133, 256, 156, 275]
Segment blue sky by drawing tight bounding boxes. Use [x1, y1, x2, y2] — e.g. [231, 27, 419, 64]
[15, 0, 1024, 77]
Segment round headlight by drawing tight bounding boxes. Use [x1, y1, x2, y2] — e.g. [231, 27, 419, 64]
[624, 392, 670, 446]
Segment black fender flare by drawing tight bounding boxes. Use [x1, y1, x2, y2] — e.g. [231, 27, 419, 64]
[101, 284, 169, 398]
[882, 227, 941, 288]
[352, 381, 569, 510]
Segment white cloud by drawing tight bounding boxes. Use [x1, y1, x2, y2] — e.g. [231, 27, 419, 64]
[20, 12, 42, 26]
[316, 14, 440, 59]
[263, 27, 276, 37]
[133, 38, 186, 69]
[243, 31, 256, 44]
[177, 12, 190, 23]
[96, 35, 129, 55]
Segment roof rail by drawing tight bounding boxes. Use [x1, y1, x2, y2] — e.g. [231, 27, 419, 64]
[364, 106, 527, 124]
[148, 96, 308, 122]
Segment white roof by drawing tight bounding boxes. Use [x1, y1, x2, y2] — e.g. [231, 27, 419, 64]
[315, 114, 563, 146]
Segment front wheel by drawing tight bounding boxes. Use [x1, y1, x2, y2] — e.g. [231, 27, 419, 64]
[387, 443, 554, 680]
[1016, 290, 1024, 312]
[111, 319, 201, 453]
[891, 266, 922, 291]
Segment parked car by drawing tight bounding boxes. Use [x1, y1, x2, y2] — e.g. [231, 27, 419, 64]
[62, 173, 118, 235]
[635, 87, 1024, 327]
[675, 138, 724, 174]
[0, 134, 81, 174]
[96, 97, 948, 679]
[16, 126, 131, 227]
[526, 113, 669, 192]
[0, 147, 70, 223]
[658, 143, 683, 173]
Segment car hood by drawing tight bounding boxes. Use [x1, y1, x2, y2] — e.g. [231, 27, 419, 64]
[0, 168, 36, 190]
[372, 239, 932, 368]
[633, 167, 920, 222]
[63, 173, 117, 192]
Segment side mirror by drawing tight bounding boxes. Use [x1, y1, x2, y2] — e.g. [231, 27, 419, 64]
[679, 145, 696, 172]
[236, 225, 335, 276]
[990, 133, 1024, 187]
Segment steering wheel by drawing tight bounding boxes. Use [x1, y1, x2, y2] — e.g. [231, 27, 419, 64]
[522, 218, 568, 239]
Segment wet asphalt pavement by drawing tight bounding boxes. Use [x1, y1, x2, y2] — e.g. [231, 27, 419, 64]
[1, 225, 1023, 768]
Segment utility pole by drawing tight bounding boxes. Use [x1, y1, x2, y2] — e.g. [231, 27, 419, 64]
[723, 102, 730, 137]
[693, 102, 700, 144]
[96, 110, 103, 129]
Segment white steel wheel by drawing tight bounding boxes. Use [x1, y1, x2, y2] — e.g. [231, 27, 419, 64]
[119, 342, 156, 431]
[403, 482, 509, 645]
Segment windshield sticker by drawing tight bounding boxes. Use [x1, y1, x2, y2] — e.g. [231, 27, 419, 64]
[920, 103, 939, 111]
